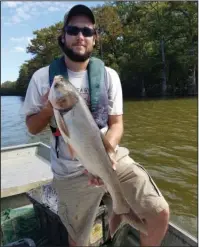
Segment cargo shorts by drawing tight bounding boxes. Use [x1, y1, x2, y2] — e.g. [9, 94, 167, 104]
[52, 146, 169, 246]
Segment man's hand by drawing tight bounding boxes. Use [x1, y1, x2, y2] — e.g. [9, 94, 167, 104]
[43, 100, 54, 117]
[84, 153, 117, 186]
[26, 89, 54, 135]
[41, 89, 54, 116]
[83, 169, 104, 186]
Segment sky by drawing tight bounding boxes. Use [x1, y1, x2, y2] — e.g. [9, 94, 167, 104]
[1, 1, 104, 84]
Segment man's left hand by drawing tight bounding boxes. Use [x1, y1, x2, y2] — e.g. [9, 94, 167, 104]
[83, 153, 117, 186]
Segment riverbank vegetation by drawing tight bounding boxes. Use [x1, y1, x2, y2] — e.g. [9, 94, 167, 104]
[1, 81, 24, 96]
[1, 1, 198, 98]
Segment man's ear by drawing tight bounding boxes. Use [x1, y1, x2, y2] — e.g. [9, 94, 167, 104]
[61, 35, 65, 44]
[93, 33, 99, 47]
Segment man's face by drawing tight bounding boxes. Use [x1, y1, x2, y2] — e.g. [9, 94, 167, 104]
[62, 15, 96, 62]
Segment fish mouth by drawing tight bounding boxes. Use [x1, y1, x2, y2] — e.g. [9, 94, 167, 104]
[55, 95, 78, 112]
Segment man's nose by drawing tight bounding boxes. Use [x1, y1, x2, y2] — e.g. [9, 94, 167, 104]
[76, 31, 84, 39]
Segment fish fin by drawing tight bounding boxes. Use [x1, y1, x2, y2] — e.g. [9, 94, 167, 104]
[54, 109, 70, 138]
[54, 109, 76, 160]
[100, 132, 117, 169]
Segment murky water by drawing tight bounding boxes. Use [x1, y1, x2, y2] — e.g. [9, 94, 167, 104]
[1, 96, 197, 237]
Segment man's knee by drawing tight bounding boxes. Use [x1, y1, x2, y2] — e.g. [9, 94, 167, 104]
[159, 207, 170, 225]
[147, 207, 170, 228]
[140, 208, 169, 246]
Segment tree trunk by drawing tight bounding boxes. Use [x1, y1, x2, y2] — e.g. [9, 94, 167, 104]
[192, 64, 196, 95]
[99, 36, 103, 60]
[160, 39, 167, 96]
[141, 79, 146, 97]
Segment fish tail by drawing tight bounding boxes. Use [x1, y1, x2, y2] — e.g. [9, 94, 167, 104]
[110, 191, 130, 215]
[104, 178, 130, 215]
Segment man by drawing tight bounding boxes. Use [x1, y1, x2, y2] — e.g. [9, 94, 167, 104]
[23, 4, 169, 247]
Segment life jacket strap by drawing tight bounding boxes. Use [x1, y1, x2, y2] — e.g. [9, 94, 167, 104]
[50, 126, 61, 136]
[50, 126, 61, 158]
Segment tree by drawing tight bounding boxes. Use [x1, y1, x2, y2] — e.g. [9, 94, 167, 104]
[1, 81, 16, 89]
[14, 1, 198, 98]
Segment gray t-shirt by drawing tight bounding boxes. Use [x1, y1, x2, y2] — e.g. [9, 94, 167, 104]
[23, 65, 123, 179]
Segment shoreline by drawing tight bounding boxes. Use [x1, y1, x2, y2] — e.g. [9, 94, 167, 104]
[1, 91, 197, 100]
[0, 91, 25, 97]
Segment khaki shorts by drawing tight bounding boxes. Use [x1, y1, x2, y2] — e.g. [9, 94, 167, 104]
[52, 147, 169, 246]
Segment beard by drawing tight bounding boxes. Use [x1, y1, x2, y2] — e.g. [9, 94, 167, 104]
[62, 41, 93, 62]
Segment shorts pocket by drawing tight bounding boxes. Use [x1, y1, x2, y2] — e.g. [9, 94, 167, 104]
[135, 163, 162, 197]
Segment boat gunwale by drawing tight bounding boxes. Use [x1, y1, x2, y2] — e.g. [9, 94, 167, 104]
[1, 142, 50, 152]
[168, 222, 198, 245]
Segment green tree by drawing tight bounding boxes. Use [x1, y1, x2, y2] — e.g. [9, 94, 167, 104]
[1, 81, 16, 89]
[14, 1, 198, 98]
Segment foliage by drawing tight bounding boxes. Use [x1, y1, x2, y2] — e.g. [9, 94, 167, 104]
[6, 1, 198, 97]
[1, 81, 16, 89]
[0, 81, 23, 96]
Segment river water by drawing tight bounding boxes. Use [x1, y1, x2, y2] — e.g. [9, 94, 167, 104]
[1, 96, 197, 237]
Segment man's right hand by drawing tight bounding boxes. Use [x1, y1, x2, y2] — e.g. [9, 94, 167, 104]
[41, 90, 53, 115]
[26, 90, 54, 135]
[43, 100, 54, 118]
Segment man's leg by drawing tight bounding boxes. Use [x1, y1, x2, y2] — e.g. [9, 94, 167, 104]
[115, 147, 170, 246]
[140, 209, 169, 247]
[102, 193, 122, 237]
[52, 174, 105, 246]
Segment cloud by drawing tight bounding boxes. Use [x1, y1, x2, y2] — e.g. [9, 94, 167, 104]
[10, 36, 33, 54]
[10, 36, 32, 45]
[3, 2, 73, 25]
[3, 2, 23, 8]
[10, 37, 26, 42]
[48, 6, 60, 12]
[14, 46, 25, 52]
[16, 6, 31, 20]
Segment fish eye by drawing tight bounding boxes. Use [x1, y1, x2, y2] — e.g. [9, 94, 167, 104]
[54, 83, 59, 89]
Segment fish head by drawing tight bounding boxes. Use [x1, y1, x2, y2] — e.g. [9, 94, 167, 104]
[52, 75, 79, 111]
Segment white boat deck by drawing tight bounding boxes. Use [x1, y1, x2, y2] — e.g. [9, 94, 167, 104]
[1, 143, 53, 198]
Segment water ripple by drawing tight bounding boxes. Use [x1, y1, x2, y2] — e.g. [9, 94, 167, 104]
[122, 98, 197, 237]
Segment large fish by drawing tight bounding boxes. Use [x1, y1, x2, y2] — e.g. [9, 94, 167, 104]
[49, 75, 147, 235]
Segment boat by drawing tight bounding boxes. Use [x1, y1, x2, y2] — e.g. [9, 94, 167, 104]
[1, 142, 198, 246]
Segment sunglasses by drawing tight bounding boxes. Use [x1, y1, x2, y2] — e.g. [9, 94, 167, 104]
[64, 25, 96, 37]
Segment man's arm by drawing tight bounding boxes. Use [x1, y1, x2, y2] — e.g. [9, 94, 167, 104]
[26, 101, 53, 135]
[105, 114, 124, 149]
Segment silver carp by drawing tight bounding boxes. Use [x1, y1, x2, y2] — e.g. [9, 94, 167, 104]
[49, 75, 147, 235]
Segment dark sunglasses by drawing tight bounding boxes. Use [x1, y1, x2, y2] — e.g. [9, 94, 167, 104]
[64, 25, 96, 37]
